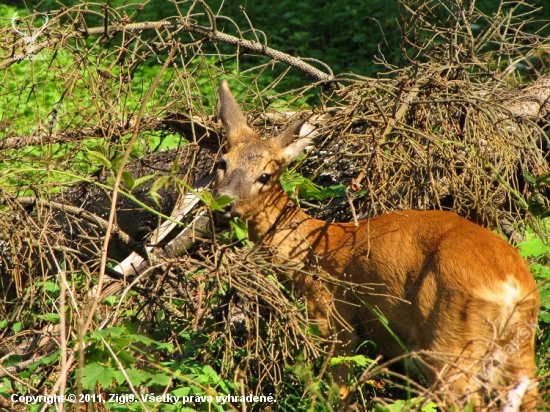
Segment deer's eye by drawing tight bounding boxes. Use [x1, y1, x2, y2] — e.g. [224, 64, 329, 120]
[258, 173, 271, 184]
[215, 159, 227, 171]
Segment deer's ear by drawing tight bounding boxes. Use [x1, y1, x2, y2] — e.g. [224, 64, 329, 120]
[275, 118, 312, 165]
[219, 80, 257, 147]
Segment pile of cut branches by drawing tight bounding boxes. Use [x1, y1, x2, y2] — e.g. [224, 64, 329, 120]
[0, 0, 549, 410]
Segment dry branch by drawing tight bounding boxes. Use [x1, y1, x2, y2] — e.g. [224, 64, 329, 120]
[2, 18, 333, 82]
[1, 0, 550, 409]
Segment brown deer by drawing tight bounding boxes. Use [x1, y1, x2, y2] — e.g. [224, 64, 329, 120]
[213, 79, 540, 408]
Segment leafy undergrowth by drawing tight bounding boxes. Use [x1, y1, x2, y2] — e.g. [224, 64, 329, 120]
[1, 0, 550, 410]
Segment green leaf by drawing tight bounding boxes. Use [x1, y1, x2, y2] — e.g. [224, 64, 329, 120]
[121, 170, 135, 190]
[214, 194, 233, 211]
[144, 370, 171, 387]
[88, 150, 112, 168]
[154, 341, 174, 352]
[36, 313, 60, 323]
[102, 295, 118, 306]
[201, 190, 216, 209]
[518, 238, 550, 258]
[90, 327, 124, 340]
[127, 333, 155, 346]
[124, 368, 153, 386]
[81, 362, 118, 389]
[329, 354, 374, 367]
[111, 154, 125, 170]
[230, 217, 248, 241]
[43, 280, 60, 293]
[539, 310, 550, 323]
[202, 365, 221, 384]
[147, 175, 173, 205]
[2, 354, 22, 367]
[171, 155, 180, 174]
[132, 173, 157, 189]
[41, 351, 60, 364]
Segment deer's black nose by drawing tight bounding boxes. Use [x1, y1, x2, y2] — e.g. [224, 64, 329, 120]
[223, 202, 235, 217]
[217, 200, 241, 219]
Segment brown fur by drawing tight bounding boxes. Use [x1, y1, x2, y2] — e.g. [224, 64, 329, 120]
[214, 80, 540, 408]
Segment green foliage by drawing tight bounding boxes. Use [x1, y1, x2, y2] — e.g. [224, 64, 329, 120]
[518, 232, 550, 324]
[210, 0, 400, 79]
[373, 398, 439, 412]
[523, 171, 550, 217]
[329, 354, 374, 368]
[200, 191, 250, 243]
[3, 1, 550, 410]
[282, 170, 364, 202]
[80, 324, 235, 410]
[518, 226, 550, 396]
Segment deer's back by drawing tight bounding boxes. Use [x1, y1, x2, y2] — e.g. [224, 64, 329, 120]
[303, 210, 537, 355]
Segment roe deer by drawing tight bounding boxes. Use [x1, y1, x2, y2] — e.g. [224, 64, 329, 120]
[213, 80, 539, 408]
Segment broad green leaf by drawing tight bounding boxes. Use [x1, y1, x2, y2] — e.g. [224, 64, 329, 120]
[87, 151, 112, 168]
[124, 368, 152, 386]
[81, 362, 117, 389]
[518, 238, 549, 258]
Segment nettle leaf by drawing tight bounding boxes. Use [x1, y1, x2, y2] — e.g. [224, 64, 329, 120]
[202, 192, 234, 214]
[87, 151, 112, 168]
[81, 362, 118, 389]
[121, 170, 135, 190]
[539, 310, 550, 323]
[41, 351, 60, 364]
[111, 154, 126, 170]
[132, 173, 157, 190]
[43, 280, 60, 293]
[153, 341, 174, 352]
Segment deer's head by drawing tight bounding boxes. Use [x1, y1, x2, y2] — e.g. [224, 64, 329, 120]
[214, 80, 311, 221]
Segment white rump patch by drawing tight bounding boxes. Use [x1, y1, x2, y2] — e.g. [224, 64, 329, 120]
[480, 276, 520, 308]
[501, 277, 520, 307]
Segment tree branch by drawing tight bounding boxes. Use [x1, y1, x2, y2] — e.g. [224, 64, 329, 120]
[3, 19, 334, 82]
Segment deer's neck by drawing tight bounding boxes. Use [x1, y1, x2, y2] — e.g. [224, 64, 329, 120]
[247, 186, 328, 262]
